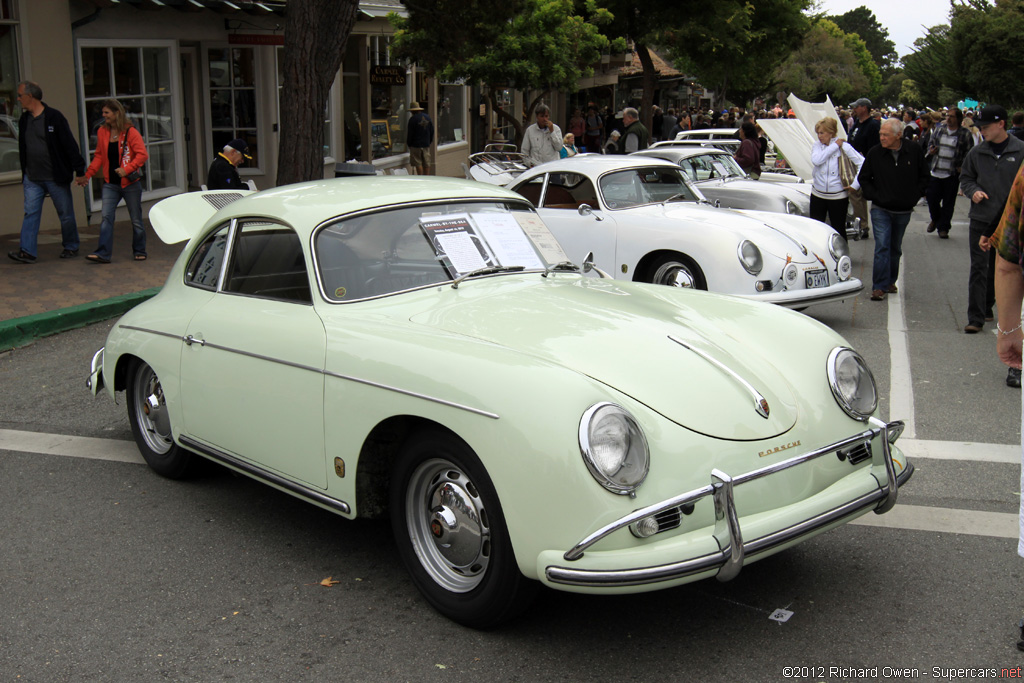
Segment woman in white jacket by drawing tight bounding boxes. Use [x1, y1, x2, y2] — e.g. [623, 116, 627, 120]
[810, 117, 864, 237]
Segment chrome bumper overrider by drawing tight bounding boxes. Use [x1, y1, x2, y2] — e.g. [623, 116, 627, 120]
[86, 347, 105, 396]
[546, 417, 910, 588]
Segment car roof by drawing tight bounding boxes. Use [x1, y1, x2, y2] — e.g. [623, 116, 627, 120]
[149, 176, 527, 244]
[519, 154, 679, 177]
[634, 147, 731, 161]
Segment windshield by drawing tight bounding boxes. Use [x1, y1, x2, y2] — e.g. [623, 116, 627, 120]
[598, 167, 700, 209]
[682, 153, 746, 181]
[314, 201, 568, 302]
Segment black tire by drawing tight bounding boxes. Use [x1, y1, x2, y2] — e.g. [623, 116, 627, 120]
[647, 253, 706, 289]
[390, 430, 537, 628]
[126, 358, 194, 479]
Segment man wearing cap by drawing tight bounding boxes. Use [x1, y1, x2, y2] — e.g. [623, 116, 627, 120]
[406, 101, 434, 175]
[962, 106, 1024, 346]
[206, 139, 250, 190]
[848, 97, 881, 238]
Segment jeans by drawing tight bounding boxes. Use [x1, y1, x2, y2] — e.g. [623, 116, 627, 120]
[926, 173, 959, 233]
[870, 207, 912, 291]
[20, 178, 79, 257]
[94, 181, 145, 260]
[967, 219, 996, 326]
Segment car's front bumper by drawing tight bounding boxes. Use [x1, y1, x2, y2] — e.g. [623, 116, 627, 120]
[87, 347, 105, 396]
[740, 277, 863, 309]
[542, 417, 909, 591]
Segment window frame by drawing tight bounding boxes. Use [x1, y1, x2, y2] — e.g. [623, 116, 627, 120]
[0, 0, 22, 184]
[202, 43, 263, 176]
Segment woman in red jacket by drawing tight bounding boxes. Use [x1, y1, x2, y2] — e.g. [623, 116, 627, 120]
[77, 99, 149, 263]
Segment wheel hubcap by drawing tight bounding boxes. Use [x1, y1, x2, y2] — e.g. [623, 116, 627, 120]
[133, 364, 173, 454]
[406, 459, 490, 592]
[654, 262, 696, 288]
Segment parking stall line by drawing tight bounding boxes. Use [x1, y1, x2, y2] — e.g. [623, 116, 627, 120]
[887, 273, 916, 439]
[850, 504, 1017, 539]
[0, 428, 144, 465]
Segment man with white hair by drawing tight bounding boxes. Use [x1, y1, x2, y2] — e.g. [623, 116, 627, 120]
[857, 118, 929, 301]
[206, 138, 251, 190]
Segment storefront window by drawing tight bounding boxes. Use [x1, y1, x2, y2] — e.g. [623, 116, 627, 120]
[78, 41, 181, 205]
[438, 83, 465, 146]
[368, 35, 409, 160]
[0, 1, 20, 174]
[208, 46, 258, 167]
[341, 38, 363, 161]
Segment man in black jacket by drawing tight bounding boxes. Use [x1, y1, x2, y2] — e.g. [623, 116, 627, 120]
[858, 118, 929, 301]
[206, 139, 250, 190]
[847, 97, 881, 238]
[8, 81, 86, 263]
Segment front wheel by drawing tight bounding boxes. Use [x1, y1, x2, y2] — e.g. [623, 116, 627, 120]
[126, 358, 194, 479]
[390, 430, 536, 628]
[647, 254, 706, 289]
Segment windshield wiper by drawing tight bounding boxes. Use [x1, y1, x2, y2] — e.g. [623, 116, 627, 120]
[542, 261, 581, 278]
[450, 265, 525, 289]
[661, 193, 697, 206]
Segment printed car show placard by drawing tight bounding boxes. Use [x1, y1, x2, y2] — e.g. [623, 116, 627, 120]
[512, 213, 568, 264]
[419, 213, 494, 276]
[470, 212, 545, 271]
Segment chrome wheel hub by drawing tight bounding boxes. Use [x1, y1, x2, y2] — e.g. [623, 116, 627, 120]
[406, 459, 490, 592]
[133, 364, 173, 454]
[654, 262, 695, 288]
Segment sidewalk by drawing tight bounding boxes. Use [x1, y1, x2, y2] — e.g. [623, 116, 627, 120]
[0, 220, 180, 351]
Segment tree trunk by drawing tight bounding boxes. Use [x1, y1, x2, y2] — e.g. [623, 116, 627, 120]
[636, 43, 657, 133]
[277, 0, 359, 187]
[486, 90, 526, 149]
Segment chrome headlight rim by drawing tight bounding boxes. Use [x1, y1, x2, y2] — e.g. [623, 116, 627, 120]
[828, 232, 849, 260]
[785, 199, 802, 215]
[737, 240, 763, 275]
[827, 347, 878, 421]
[578, 402, 650, 495]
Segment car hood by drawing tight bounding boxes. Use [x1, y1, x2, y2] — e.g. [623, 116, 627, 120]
[641, 203, 816, 262]
[409, 279, 799, 441]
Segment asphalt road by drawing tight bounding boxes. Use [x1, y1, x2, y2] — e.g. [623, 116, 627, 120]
[2, 199, 1022, 682]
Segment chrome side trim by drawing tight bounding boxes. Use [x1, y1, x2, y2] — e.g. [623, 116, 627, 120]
[562, 421, 904, 562]
[545, 471, 913, 588]
[179, 435, 350, 514]
[116, 325, 499, 420]
[323, 370, 500, 420]
[668, 335, 770, 419]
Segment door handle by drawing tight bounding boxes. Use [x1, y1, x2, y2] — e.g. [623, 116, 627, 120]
[182, 334, 205, 347]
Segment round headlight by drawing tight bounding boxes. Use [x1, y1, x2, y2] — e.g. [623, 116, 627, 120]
[827, 347, 878, 420]
[579, 403, 649, 495]
[783, 262, 799, 287]
[837, 254, 852, 281]
[738, 240, 763, 275]
[828, 232, 849, 260]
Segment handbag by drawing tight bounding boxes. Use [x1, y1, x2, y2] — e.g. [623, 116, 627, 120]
[838, 147, 857, 188]
[120, 130, 144, 183]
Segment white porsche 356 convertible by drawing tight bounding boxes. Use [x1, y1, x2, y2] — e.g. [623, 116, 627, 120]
[88, 177, 910, 628]
[510, 156, 861, 309]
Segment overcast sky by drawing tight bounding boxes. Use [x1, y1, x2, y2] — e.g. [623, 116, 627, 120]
[815, 0, 953, 58]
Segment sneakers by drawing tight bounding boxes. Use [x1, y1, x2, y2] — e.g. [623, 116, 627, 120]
[870, 289, 886, 301]
[7, 249, 37, 264]
[59, 249, 78, 259]
[964, 324, 982, 334]
[1008, 368, 1022, 389]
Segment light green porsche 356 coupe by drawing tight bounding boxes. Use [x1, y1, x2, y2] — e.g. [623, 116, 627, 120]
[88, 177, 911, 628]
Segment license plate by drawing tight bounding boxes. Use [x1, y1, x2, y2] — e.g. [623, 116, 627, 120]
[804, 269, 829, 289]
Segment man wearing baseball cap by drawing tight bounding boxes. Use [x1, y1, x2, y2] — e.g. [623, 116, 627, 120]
[963, 107, 1024, 350]
[848, 97, 880, 238]
[206, 138, 251, 190]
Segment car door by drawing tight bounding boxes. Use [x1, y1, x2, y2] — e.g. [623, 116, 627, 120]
[513, 172, 617, 272]
[178, 218, 328, 489]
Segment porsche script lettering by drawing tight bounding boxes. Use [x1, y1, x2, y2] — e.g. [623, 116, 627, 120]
[758, 440, 801, 458]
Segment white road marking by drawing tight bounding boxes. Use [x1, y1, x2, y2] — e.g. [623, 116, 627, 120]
[851, 504, 1017, 539]
[898, 438, 1020, 464]
[887, 273, 916, 438]
[0, 428, 145, 465]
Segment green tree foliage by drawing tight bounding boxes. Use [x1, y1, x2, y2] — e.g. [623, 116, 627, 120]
[878, 71, 914, 108]
[774, 22, 869, 104]
[662, 0, 810, 109]
[902, 25, 965, 106]
[827, 6, 898, 76]
[818, 19, 881, 97]
[948, 0, 1024, 105]
[389, 0, 615, 146]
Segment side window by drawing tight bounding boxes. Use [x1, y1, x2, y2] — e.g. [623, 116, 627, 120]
[544, 173, 598, 209]
[514, 176, 545, 206]
[185, 224, 230, 290]
[223, 222, 312, 303]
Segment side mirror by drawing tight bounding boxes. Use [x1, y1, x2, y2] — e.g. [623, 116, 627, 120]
[578, 203, 603, 221]
[582, 252, 611, 279]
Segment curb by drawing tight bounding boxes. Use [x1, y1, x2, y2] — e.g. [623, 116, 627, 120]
[0, 287, 161, 352]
